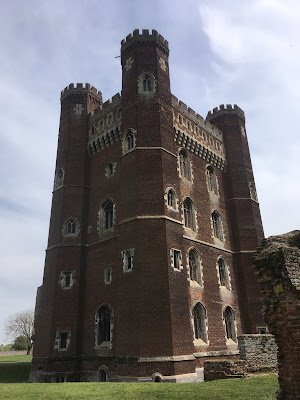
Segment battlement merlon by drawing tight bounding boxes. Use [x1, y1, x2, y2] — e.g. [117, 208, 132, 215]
[206, 104, 245, 122]
[61, 83, 103, 103]
[171, 94, 224, 141]
[121, 29, 169, 55]
[89, 92, 121, 123]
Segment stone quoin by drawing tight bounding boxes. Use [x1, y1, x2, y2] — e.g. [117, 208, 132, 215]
[30, 29, 266, 383]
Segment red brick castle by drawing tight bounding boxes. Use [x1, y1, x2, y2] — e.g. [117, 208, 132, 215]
[30, 29, 265, 383]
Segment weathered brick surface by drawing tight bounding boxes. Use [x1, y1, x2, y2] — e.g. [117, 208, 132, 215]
[204, 360, 246, 381]
[238, 334, 278, 372]
[31, 30, 265, 383]
[254, 231, 300, 400]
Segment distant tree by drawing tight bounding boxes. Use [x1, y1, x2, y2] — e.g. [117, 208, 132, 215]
[11, 335, 28, 351]
[5, 310, 34, 354]
[0, 343, 13, 351]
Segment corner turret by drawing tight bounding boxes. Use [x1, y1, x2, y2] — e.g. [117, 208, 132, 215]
[207, 104, 245, 121]
[121, 29, 169, 55]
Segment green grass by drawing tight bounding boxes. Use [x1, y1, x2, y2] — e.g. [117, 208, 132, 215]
[0, 375, 278, 400]
[0, 354, 32, 363]
[0, 362, 31, 383]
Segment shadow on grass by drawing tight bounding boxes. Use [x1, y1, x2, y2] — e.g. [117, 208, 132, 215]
[0, 362, 31, 383]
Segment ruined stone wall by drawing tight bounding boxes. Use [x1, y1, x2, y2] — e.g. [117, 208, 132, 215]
[254, 231, 300, 400]
[238, 334, 277, 372]
[204, 360, 246, 381]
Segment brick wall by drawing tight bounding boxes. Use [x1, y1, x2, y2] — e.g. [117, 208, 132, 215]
[238, 334, 277, 372]
[254, 230, 300, 400]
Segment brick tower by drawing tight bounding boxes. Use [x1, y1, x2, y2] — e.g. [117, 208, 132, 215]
[31, 30, 265, 383]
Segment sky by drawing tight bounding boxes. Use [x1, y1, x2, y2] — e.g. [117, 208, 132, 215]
[0, 0, 299, 345]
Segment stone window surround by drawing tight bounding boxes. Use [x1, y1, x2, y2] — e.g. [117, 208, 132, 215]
[98, 365, 110, 382]
[178, 148, 193, 182]
[122, 128, 137, 155]
[187, 247, 203, 286]
[206, 164, 219, 196]
[216, 256, 231, 290]
[58, 270, 76, 289]
[95, 304, 114, 349]
[105, 162, 117, 178]
[97, 198, 116, 235]
[182, 197, 198, 234]
[121, 248, 135, 273]
[222, 305, 238, 344]
[62, 216, 80, 238]
[53, 167, 65, 191]
[138, 72, 156, 94]
[164, 187, 179, 211]
[211, 210, 225, 244]
[170, 248, 183, 271]
[54, 331, 71, 351]
[104, 267, 112, 284]
[191, 301, 209, 346]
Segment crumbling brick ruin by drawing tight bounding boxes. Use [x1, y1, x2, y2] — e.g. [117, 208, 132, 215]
[254, 231, 300, 400]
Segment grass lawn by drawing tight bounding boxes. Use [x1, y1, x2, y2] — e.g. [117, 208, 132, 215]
[0, 362, 31, 383]
[0, 355, 32, 363]
[0, 375, 278, 400]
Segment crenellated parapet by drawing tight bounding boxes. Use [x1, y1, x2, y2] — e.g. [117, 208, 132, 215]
[88, 92, 121, 129]
[121, 29, 169, 55]
[172, 95, 223, 141]
[172, 95, 225, 168]
[61, 83, 103, 102]
[206, 104, 245, 121]
[87, 92, 122, 156]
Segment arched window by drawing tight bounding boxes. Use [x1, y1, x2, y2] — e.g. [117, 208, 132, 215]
[183, 198, 196, 231]
[249, 182, 258, 201]
[193, 303, 207, 342]
[63, 217, 80, 237]
[67, 219, 76, 234]
[179, 149, 191, 180]
[96, 305, 113, 347]
[167, 189, 176, 210]
[98, 199, 115, 234]
[99, 369, 107, 382]
[189, 248, 202, 285]
[102, 200, 114, 231]
[207, 166, 218, 195]
[54, 168, 65, 190]
[143, 75, 153, 92]
[125, 130, 135, 152]
[212, 211, 224, 241]
[223, 306, 237, 342]
[217, 258, 230, 289]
